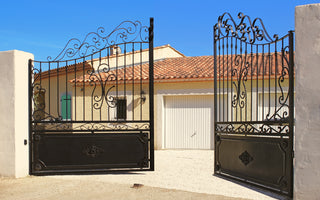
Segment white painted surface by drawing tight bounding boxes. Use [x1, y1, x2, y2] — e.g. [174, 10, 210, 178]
[164, 95, 214, 149]
[91, 44, 184, 70]
[155, 88, 214, 150]
[295, 3, 320, 200]
[0, 50, 33, 177]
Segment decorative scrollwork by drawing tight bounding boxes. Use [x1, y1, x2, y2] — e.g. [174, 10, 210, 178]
[216, 122, 289, 135]
[32, 122, 150, 132]
[48, 21, 149, 61]
[231, 55, 249, 109]
[88, 63, 117, 110]
[77, 122, 150, 131]
[266, 48, 290, 121]
[214, 12, 277, 44]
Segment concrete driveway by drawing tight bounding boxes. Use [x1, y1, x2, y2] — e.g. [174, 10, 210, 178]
[0, 150, 286, 200]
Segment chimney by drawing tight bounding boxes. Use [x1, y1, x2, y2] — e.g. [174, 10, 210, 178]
[110, 45, 121, 55]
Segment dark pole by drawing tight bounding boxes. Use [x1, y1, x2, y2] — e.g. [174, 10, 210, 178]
[288, 30, 294, 198]
[28, 59, 33, 175]
[149, 17, 155, 171]
[213, 25, 218, 174]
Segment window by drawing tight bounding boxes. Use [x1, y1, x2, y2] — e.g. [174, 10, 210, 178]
[61, 94, 71, 120]
[116, 98, 127, 120]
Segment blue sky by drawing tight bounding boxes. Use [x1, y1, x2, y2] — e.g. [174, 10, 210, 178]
[0, 0, 319, 60]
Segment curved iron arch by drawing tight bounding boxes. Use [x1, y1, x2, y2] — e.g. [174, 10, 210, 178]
[47, 20, 149, 61]
[214, 12, 278, 44]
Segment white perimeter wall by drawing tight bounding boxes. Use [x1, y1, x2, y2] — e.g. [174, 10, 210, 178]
[295, 3, 320, 200]
[0, 50, 33, 177]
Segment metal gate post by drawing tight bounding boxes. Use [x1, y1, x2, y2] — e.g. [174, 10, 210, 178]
[213, 25, 218, 173]
[28, 59, 33, 175]
[148, 17, 155, 171]
[288, 30, 295, 198]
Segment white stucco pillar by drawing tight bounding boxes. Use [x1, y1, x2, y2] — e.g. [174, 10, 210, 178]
[0, 50, 33, 177]
[295, 3, 320, 200]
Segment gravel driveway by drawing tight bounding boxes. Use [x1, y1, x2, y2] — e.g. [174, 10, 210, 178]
[0, 150, 286, 200]
[51, 150, 285, 200]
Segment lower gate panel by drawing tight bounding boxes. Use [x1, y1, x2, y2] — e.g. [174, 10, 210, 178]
[216, 135, 291, 195]
[32, 132, 149, 174]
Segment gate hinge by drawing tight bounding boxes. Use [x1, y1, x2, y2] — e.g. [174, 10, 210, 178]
[292, 151, 295, 158]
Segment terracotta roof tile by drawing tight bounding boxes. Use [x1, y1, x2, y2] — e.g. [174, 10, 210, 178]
[70, 53, 290, 84]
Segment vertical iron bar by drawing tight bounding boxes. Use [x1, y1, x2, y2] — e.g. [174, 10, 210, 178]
[288, 31, 294, 198]
[140, 42, 143, 120]
[213, 26, 218, 173]
[222, 38, 225, 122]
[245, 42, 248, 121]
[116, 45, 119, 120]
[57, 62, 60, 118]
[226, 37, 229, 122]
[239, 40, 242, 122]
[124, 44, 127, 120]
[132, 43, 135, 121]
[262, 45, 265, 121]
[39, 62, 42, 88]
[149, 17, 155, 171]
[274, 42, 278, 120]
[268, 44, 271, 119]
[107, 48, 110, 120]
[256, 45, 259, 121]
[74, 59, 77, 121]
[82, 58, 85, 121]
[235, 39, 238, 121]
[250, 44, 253, 121]
[65, 61, 68, 120]
[231, 37, 233, 122]
[99, 52, 102, 121]
[218, 39, 221, 122]
[28, 59, 33, 174]
[48, 62, 51, 115]
[91, 55, 94, 121]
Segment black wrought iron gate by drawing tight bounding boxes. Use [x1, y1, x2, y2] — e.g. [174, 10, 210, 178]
[213, 13, 294, 197]
[29, 18, 154, 174]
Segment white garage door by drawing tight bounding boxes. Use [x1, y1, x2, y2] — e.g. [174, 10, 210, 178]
[164, 95, 214, 149]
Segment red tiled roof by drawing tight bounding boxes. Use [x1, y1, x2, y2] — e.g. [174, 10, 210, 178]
[70, 53, 290, 84]
[35, 61, 92, 80]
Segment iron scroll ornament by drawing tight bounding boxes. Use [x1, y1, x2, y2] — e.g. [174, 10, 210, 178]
[88, 63, 117, 110]
[214, 12, 278, 44]
[231, 55, 249, 109]
[47, 20, 149, 61]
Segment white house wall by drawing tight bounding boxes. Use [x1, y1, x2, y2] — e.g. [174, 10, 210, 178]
[90, 45, 184, 71]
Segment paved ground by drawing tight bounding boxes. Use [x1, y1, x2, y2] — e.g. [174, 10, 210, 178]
[0, 150, 286, 200]
[0, 176, 247, 200]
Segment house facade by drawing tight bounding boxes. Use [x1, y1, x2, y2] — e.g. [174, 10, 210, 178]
[34, 45, 290, 150]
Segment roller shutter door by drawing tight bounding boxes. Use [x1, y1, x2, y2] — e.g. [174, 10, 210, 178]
[164, 95, 214, 149]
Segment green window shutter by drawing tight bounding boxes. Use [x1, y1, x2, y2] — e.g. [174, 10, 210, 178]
[61, 94, 71, 120]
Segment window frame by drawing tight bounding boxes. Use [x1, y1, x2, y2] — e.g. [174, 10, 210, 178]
[61, 94, 72, 121]
[116, 97, 127, 121]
